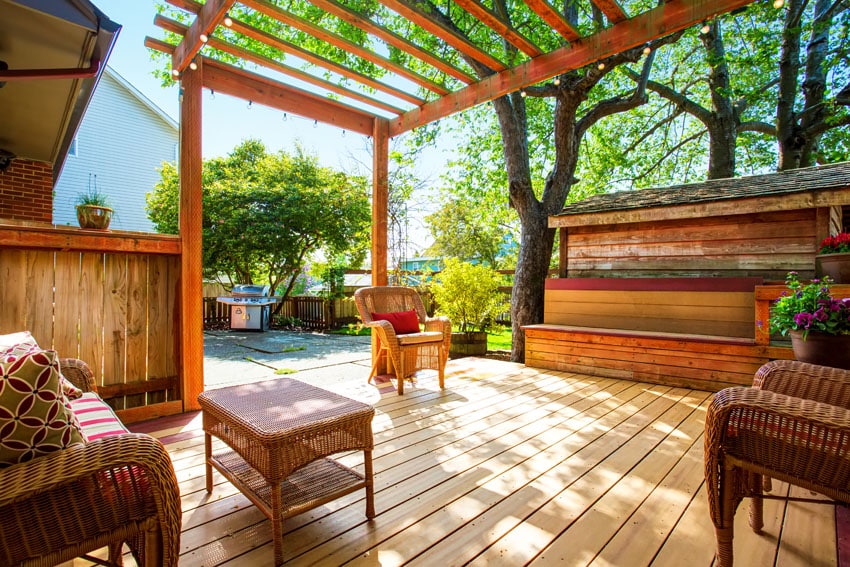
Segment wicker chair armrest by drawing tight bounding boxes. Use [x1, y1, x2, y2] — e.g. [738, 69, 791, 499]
[0, 433, 181, 563]
[705, 387, 850, 523]
[424, 316, 451, 333]
[753, 359, 850, 408]
[59, 358, 98, 393]
[363, 319, 398, 340]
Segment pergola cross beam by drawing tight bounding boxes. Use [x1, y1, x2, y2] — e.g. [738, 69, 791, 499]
[171, 0, 235, 73]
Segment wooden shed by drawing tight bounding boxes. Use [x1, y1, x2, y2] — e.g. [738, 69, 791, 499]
[525, 162, 850, 391]
[552, 161, 850, 280]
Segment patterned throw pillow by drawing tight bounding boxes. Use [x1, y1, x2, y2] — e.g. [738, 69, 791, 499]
[0, 349, 85, 467]
[0, 331, 83, 400]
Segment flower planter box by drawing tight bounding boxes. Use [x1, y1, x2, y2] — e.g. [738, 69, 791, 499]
[449, 331, 487, 358]
[816, 252, 850, 284]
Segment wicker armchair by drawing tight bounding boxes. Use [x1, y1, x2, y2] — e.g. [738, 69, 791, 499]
[0, 358, 182, 567]
[704, 360, 850, 567]
[354, 286, 452, 395]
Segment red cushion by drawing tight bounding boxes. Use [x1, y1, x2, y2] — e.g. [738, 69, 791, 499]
[371, 309, 420, 334]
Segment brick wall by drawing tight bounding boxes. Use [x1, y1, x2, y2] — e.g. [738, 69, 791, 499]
[0, 159, 54, 223]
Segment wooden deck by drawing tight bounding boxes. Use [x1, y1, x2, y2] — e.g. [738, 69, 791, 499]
[88, 358, 840, 566]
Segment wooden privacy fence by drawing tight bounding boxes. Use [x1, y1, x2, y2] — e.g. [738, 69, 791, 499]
[204, 295, 360, 329]
[0, 243, 181, 420]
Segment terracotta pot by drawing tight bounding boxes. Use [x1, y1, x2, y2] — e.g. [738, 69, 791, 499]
[789, 330, 850, 370]
[449, 331, 487, 359]
[815, 252, 850, 284]
[76, 205, 113, 230]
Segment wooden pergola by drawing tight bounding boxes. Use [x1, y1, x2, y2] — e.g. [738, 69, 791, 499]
[143, 0, 760, 410]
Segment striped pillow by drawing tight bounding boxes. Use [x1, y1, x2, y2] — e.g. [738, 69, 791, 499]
[69, 393, 129, 441]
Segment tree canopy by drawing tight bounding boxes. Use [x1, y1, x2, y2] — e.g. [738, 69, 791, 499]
[147, 139, 370, 300]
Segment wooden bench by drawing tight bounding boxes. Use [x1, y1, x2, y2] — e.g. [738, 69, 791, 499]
[524, 277, 785, 391]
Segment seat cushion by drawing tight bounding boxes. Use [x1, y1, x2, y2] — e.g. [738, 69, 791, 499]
[372, 309, 421, 334]
[69, 393, 129, 441]
[398, 331, 445, 345]
[0, 349, 85, 466]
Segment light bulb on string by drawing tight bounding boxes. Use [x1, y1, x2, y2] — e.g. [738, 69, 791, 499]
[199, 33, 208, 43]
[597, 62, 605, 70]
[189, 58, 198, 71]
[520, 90, 527, 97]
[643, 46, 652, 56]
[341, 130, 346, 138]
[247, 100, 253, 109]
[773, 0, 784, 7]
[313, 120, 318, 128]
[209, 89, 215, 99]
[171, 68, 180, 78]
[282, 112, 287, 121]
[553, 78, 560, 86]
[223, 13, 233, 27]
[700, 22, 711, 34]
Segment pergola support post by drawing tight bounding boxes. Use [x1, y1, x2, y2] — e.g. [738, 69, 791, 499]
[371, 117, 389, 375]
[179, 59, 205, 411]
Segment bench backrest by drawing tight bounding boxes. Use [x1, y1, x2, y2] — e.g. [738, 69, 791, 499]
[544, 277, 763, 339]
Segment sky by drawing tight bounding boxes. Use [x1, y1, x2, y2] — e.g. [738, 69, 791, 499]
[93, 0, 446, 250]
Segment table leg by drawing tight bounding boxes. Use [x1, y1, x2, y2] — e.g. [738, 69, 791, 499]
[204, 431, 213, 493]
[364, 449, 375, 519]
[271, 480, 284, 566]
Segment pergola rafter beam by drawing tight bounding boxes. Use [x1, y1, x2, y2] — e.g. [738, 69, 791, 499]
[376, 0, 507, 72]
[165, 0, 425, 107]
[522, 0, 580, 42]
[242, 0, 451, 96]
[146, 37, 377, 135]
[172, 0, 235, 73]
[305, 0, 476, 85]
[389, 0, 758, 136]
[591, 0, 628, 24]
[155, 15, 405, 116]
[452, 0, 543, 57]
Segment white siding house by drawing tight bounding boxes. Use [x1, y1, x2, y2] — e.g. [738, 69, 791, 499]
[53, 67, 178, 232]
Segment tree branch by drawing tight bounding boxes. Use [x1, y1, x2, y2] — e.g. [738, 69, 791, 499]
[737, 121, 777, 136]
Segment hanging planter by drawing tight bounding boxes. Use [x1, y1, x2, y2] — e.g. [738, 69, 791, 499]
[815, 233, 850, 283]
[76, 204, 113, 230]
[75, 173, 113, 230]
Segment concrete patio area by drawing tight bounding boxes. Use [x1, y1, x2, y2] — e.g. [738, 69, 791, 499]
[203, 329, 381, 397]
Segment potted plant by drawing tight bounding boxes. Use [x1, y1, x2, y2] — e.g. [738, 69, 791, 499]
[76, 176, 113, 230]
[431, 258, 509, 358]
[769, 271, 850, 369]
[816, 232, 850, 283]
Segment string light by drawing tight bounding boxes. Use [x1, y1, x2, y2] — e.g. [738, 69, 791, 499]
[189, 58, 198, 71]
[247, 100, 253, 109]
[199, 33, 209, 43]
[282, 112, 287, 121]
[341, 130, 346, 137]
[700, 22, 711, 34]
[223, 13, 233, 27]
[553, 77, 560, 86]
[773, 0, 784, 7]
[209, 89, 215, 99]
[171, 68, 180, 78]
[597, 62, 606, 70]
[313, 120, 318, 128]
[520, 90, 527, 97]
[643, 45, 652, 56]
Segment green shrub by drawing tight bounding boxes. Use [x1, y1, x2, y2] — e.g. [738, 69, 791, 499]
[432, 258, 508, 333]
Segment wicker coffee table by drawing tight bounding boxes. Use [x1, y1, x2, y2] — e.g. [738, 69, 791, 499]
[198, 378, 375, 566]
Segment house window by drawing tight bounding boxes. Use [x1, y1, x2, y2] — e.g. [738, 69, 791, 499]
[68, 138, 78, 157]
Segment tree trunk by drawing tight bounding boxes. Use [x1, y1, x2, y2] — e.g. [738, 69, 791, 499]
[776, 0, 805, 170]
[510, 207, 556, 361]
[701, 22, 737, 179]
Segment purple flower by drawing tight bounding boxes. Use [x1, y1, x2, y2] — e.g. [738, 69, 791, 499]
[794, 312, 814, 328]
[814, 308, 828, 322]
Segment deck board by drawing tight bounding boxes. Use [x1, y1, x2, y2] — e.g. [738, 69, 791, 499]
[87, 358, 840, 566]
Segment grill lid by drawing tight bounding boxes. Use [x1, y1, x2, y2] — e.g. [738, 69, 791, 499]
[231, 284, 270, 297]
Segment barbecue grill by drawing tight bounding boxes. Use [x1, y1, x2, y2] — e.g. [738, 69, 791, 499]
[216, 284, 279, 331]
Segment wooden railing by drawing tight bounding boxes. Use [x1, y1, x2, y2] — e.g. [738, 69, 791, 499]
[0, 224, 182, 421]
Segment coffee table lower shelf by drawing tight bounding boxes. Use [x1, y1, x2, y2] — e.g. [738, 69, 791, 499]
[210, 448, 368, 520]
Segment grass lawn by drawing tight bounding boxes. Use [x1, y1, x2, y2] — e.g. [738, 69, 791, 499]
[330, 324, 512, 352]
